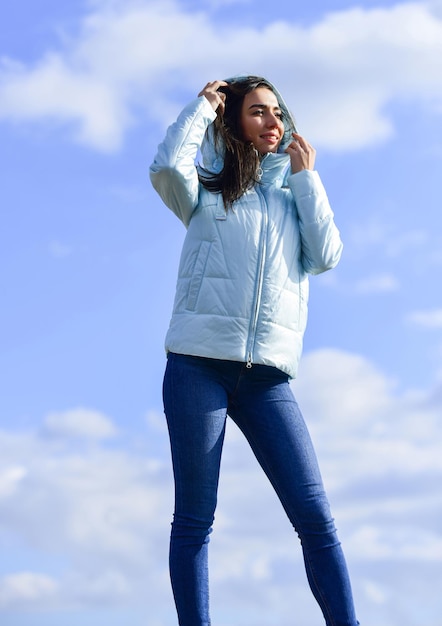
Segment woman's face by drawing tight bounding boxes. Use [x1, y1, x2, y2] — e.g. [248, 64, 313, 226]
[240, 87, 284, 153]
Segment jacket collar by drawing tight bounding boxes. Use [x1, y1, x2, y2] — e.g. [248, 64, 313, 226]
[258, 151, 291, 185]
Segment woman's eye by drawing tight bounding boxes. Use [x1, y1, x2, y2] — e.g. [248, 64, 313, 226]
[251, 109, 283, 119]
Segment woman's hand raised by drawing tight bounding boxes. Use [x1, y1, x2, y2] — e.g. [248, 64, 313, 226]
[285, 133, 316, 174]
[198, 80, 229, 114]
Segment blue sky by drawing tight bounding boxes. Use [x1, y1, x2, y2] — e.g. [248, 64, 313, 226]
[1, 1, 442, 625]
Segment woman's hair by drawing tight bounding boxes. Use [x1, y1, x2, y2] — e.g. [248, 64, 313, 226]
[198, 76, 290, 210]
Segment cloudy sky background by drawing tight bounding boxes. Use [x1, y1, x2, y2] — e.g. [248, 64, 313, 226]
[1, 0, 442, 624]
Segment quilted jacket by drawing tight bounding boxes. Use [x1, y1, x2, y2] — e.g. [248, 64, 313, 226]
[150, 88, 343, 378]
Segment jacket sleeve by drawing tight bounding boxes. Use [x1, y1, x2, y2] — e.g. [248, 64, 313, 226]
[149, 96, 217, 227]
[288, 170, 343, 275]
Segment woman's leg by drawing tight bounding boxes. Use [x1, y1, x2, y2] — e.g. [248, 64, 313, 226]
[163, 353, 229, 626]
[228, 365, 359, 626]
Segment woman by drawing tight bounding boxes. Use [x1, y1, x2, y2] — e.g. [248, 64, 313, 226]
[150, 76, 359, 626]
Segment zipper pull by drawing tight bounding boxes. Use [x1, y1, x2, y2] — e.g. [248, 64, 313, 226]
[246, 354, 253, 369]
[254, 148, 263, 181]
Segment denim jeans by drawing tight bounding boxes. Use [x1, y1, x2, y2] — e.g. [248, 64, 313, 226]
[163, 352, 359, 626]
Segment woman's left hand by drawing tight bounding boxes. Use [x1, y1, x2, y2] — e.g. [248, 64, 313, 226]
[285, 133, 316, 173]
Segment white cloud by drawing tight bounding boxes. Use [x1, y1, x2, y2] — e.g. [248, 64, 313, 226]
[0, 420, 173, 613]
[361, 578, 389, 605]
[0, 572, 58, 610]
[0, 465, 27, 498]
[0, 1, 442, 151]
[407, 308, 442, 328]
[293, 348, 398, 432]
[0, 54, 127, 150]
[345, 217, 431, 259]
[354, 272, 400, 293]
[42, 407, 118, 439]
[288, 349, 442, 525]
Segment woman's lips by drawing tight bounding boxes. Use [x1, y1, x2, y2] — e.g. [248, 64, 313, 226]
[261, 133, 279, 142]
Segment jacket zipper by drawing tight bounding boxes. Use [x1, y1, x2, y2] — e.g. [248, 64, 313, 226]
[246, 185, 268, 368]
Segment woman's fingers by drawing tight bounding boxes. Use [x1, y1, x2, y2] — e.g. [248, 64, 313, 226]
[285, 133, 316, 172]
[198, 80, 229, 112]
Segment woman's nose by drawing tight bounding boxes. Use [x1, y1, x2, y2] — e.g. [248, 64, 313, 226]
[266, 112, 279, 127]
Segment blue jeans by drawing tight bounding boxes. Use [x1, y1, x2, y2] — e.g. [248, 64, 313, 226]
[163, 353, 359, 626]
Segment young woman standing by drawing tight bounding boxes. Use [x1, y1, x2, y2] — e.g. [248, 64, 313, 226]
[150, 75, 359, 626]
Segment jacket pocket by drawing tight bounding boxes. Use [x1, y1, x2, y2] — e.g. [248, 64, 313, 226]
[186, 240, 212, 311]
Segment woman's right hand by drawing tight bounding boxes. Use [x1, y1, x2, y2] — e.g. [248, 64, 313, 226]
[198, 80, 229, 114]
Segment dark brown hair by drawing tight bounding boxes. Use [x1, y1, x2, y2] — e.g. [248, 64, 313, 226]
[198, 76, 292, 210]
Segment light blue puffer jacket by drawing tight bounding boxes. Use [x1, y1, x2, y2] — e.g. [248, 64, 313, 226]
[150, 91, 343, 378]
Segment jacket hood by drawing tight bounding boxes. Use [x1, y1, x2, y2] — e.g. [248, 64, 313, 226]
[200, 75, 297, 174]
